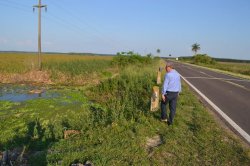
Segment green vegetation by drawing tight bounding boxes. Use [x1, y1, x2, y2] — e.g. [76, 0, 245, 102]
[0, 53, 35, 73]
[0, 53, 114, 85]
[179, 55, 250, 77]
[0, 53, 249, 165]
[112, 51, 153, 67]
[44, 60, 110, 76]
[193, 54, 216, 65]
[201, 62, 250, 76]
[0, 53, 113, 74]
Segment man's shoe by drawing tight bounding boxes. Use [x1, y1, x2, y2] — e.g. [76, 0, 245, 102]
[161, 119, 168, 123]
[167, 121, 172, 126]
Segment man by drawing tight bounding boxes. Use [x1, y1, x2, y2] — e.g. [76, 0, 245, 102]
[161, 62, 181, 125]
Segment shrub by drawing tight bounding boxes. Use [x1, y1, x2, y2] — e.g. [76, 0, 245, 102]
[111, 51, 152, 67]
[88, 64, 156, 124]
[192, 54, 216, 65]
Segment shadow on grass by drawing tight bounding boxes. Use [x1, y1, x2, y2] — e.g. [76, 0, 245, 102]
[150, 108, 161, 121]
[2, 118, 59, 166]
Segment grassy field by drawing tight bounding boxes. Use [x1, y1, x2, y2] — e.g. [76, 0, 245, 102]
[0, 53, 250, 165]
[0, 53, 113, 73]
[0, 53, 114, 85]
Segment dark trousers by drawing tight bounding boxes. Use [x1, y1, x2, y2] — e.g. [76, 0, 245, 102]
[161, 92, 179, 124]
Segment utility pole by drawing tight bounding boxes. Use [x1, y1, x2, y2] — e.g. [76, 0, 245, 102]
[33, 0, 47, 70]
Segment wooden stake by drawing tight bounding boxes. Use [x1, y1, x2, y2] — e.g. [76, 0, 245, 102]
[157, 67, 161, 85]
[150, 86, 159, 112]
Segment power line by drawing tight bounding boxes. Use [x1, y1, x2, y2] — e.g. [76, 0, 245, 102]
[3, 0, 30, 8]
[49, 0, 130, 51]
[1, 0, 130, 53]
[0, 1, 30, 13]
[1, 1, 88, 39]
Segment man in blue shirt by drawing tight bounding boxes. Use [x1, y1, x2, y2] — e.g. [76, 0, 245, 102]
[161, 62, 181, 125]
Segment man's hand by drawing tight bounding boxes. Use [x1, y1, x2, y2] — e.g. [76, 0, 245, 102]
[162, 94, 166, 102]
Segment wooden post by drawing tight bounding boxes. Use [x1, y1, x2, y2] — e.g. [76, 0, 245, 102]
[157, 67, 161, 85]
[150, 86, 159, 112]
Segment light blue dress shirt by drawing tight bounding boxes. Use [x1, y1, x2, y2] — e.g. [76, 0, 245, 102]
[162, 69, 181, 95]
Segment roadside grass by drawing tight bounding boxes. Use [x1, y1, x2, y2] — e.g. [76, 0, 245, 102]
[203, 62, 250, 77]
[179, 58, 250, 79]
[150, 83, 250, 165]
[0, 57, 249, 165]
[85, 62, 250, 165]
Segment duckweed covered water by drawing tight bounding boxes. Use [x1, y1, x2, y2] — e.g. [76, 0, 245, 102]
[0, 84, 90, 152]
[0, 84, 58, 102]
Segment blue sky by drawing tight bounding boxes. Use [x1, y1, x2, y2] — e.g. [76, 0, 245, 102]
[0, 0, 250, 59]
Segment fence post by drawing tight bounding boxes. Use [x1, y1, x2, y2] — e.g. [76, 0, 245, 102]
[157, 67, 161, 85]
[150, 86, 159, 112]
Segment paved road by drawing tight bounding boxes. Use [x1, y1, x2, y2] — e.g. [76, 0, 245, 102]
[174, 62, 250, 142]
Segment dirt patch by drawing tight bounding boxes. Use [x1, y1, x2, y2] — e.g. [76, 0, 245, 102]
[146, 135, 163, 158]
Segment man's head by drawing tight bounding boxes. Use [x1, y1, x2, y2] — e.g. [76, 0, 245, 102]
[165, 62, 174, 72]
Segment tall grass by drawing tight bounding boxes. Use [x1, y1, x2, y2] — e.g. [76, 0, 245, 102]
[0, 53, 114, 85]
[88, 65, 157, 123]
[0, 53, 36, 73]
[43, 60, 111, 76]
[0, 53, 112, 73]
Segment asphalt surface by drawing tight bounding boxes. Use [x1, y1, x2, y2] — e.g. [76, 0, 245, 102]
[174, 62, 250, 136]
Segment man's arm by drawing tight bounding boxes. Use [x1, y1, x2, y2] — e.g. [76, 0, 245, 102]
[162, 74, 169, 101]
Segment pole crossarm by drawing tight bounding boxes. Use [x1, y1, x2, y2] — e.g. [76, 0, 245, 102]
[33, 5, 47, 8]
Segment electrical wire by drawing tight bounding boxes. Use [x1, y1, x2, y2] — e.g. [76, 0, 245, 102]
[0, 0, 130, 53]
[49, 0, 130, 51]
[3, 0, 30, 8]
[0, 1, 30, 14]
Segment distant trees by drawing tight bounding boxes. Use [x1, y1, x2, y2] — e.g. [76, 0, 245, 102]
[192, 43, 200, 55]
[112, 51, 153, 67]
[156, 49, 161, 54]
[193, 54, 216, 65]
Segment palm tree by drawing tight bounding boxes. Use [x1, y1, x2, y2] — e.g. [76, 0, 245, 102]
[156, 49, 161, 55]
[192, 43, 200, 55]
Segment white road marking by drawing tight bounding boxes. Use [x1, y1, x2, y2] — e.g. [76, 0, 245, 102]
[199, 71, 214, 77]
[185, 77, 250, 82]
[226, 81, 246, 89]
[184, 77, 249, 91]
[180, 75, 250, 144]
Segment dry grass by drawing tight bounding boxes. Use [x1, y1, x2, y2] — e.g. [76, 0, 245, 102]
[0, 70, 52, 84]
